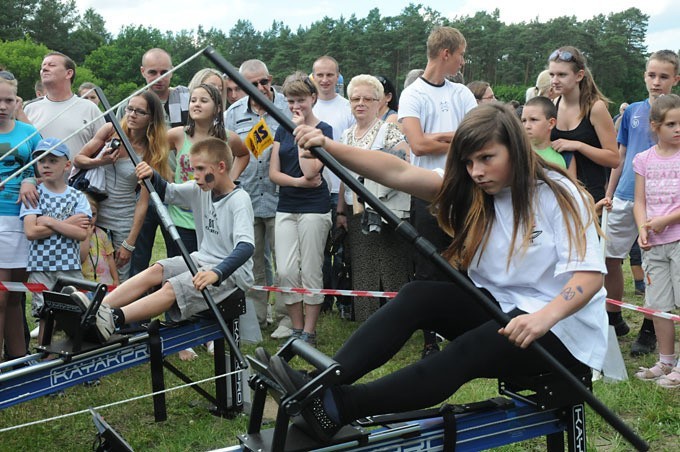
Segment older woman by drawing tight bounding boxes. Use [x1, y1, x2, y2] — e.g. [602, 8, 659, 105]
[337, 75, 411, 322]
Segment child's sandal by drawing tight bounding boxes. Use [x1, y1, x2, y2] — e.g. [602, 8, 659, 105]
[656, 367, 680, 388]
[634, 361, 674, 380]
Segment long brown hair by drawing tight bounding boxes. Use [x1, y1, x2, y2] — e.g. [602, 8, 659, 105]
[122, 91, 171, 180]
[184, 84, 227, 141]
[434, 103, 598, 269]
[549, 46, 609, 119]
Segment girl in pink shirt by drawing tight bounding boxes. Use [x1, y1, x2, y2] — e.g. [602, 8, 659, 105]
[633, 94, 680, 388]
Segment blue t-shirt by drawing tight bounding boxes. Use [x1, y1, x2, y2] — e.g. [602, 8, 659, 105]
[615, 100, 653, 201]
[19, 185, 91, 272]
[274, 122, 332, 214]
[0, 121, 41, 216]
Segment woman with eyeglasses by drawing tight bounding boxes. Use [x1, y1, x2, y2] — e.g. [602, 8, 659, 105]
[74, 91, 170, 282]
[268, 72, 333, 346]
[337, 74, 411, 322]
[548, 46, 618, 202]
[0, 71, 42, 361]
[467, 80, 496, 104]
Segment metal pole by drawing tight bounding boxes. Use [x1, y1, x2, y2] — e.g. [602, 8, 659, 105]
[95, 86, 247, 369]
[202, 46, 648, 451]
[0, 48, 205, 187]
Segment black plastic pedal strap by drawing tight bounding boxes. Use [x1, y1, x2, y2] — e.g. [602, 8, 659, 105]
[439, 404, 457, 451]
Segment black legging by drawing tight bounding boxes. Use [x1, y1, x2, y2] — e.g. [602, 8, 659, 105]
[332, 281, 582, 423]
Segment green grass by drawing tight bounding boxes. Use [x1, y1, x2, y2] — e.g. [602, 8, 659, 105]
[1, 232, 678, 451]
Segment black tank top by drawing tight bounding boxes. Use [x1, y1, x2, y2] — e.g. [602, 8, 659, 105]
[551, 97, 606, 201]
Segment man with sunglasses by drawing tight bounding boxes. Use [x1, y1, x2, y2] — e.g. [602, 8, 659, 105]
[225, 59, 292, 336]
[22, 52, 104, 161]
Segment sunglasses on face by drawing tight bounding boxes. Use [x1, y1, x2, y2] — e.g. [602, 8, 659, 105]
[252, 78, 270, 88]
[549, 49, 575, 63]
[0, 71, 16, 81]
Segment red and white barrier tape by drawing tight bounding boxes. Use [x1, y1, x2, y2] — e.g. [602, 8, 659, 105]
[2, 281, 678, 323]
[253, 285, 398, 299]
[0, 282, 116, 293]
[605, 298, 680, 322]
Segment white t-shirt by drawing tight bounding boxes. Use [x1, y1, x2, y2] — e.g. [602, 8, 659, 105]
[313, 95, 355, 194]
[25, 95, 105, 160]
[164, 182, 255, 292]
[398, 78, 477, 170]
[464, 172, 608, 370]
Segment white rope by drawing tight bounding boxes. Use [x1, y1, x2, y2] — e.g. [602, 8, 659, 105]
[0, 367, 244, 433]
[0, 47, 205, 188]
[0, 88, 96, 163]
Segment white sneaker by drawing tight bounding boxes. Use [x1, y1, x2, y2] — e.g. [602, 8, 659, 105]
[29, 326, 40, 339]
[270, 324, 293, 339]
[266, 304, 274, 325]
[70, 292, 115, 342]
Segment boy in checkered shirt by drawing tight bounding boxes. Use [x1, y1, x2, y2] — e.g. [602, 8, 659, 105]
[20, 138, 91, 342]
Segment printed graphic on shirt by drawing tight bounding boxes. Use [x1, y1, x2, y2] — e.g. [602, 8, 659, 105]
[204, 205, 219, 236]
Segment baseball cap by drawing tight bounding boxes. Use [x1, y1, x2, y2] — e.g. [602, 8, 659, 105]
[32, 137, 70, 160]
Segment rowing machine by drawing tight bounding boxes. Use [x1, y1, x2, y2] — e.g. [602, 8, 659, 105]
[216, 339, 591, 452]
[0, 277, 247, 420]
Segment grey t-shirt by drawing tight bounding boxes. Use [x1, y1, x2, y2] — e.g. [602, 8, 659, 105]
[164, 182, 255, 291]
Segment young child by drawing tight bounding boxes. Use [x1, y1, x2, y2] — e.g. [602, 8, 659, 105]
[72, 137, 255, 342]
[521, 96, 576, 177]
[605, 50, 679, 352]
[19, 138, 91, 342]
[80, 194, 119, 286]
[633, 94, 680, 388]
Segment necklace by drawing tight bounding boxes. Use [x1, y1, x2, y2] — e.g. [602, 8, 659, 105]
[88, 230, 100, 281]
[353, 118, 379, 141]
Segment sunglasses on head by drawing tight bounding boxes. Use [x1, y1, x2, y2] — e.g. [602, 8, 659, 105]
[0, 71, 16, 81]
[549, 49, 575, 63]
[252, 78, 270, 88]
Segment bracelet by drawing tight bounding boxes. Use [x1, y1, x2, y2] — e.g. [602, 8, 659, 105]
[121, 240, 136, 252]
[336, 212, 346, 217]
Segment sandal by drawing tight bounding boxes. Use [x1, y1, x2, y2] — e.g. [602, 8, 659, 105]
[657, 367, 680, 388]
[269, 355, 342, 442]
[300, 331, 317, 347]
[634, 361, 674, 380]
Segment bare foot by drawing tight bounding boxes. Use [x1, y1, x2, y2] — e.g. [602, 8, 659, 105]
[178, 348, 198, 361]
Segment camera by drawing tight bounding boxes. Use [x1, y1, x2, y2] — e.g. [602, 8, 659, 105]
[110, 138, 121, 151]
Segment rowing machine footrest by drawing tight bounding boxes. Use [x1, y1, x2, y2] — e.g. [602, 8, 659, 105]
[498, 364, 592, 410]
[40, 280, 109, 352]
